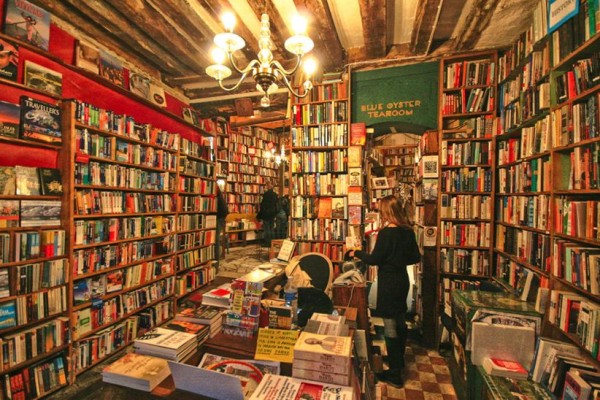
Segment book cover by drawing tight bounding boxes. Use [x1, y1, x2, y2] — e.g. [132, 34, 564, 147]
[348, 146, 362, 167]
[20, 199, 60, 227]
[0, 101, 20, 138]
[563, 369, 592, 400]
[0, 300, 17, 329]
[129, 71, 150, 99]
[421, 155, 439, 178]
[133, 327, 196, 352]
[15, 165, 40, 195]
[38, 168, 63, 196]
[294, 331, 352, 363]
[249, 374, 354, 400]
[0, 167, 16, 195]
[75, 308, 91, 337]
[23, 60, 62, 97]
[348, 205, 362, 225]
[0, 269, 9, 298]
[350, 122, 366, 145]
[422, 178, 438, 200]
[75, 39, 99, 74]
[91, 275, 106, 298]
[0, 199, 19, 228]
[202, 283, 232, 308]
[148, 82, 167, 107]
[19, 96, 62, 145]
[73, 279, 92, 305]
[347, 186, 362, 206]
[3, 0, 50, 50]
[165, 320, 210, 337]
[175, 305, 223, 324]
[483, 357, 529, 379]
[106, 270, 123, 293]
[99, 50, 125, 88]
[292, 367, 352, 386]
[0, 38, 18, 82]
[317, 197, 332, 218]
[348, 167, 362, 186]
[331, 197, 346, 219]
[102, 352, 170, 392]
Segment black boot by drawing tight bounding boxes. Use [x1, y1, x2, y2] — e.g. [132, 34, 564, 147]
[376, 337, 404, 387]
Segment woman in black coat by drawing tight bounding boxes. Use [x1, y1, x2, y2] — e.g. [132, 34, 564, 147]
[348, 195, 420, 387]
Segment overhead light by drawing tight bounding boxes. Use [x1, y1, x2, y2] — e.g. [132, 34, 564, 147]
[206, 11, 316, 108]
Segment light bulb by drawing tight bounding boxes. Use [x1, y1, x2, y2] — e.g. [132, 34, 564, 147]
[211, 48, 226, 65]
[260, 96, 270, 108]
[292, 15, 307, 35]
[222, 12, 236, 32]
[303, 57, 317, 76]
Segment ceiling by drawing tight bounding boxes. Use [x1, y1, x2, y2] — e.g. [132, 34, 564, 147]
[30, 0, 539, 119]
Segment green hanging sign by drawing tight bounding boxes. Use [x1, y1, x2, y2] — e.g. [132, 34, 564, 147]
[351, 61, 439, 130]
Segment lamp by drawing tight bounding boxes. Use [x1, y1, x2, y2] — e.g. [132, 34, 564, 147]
[206, 11, 316, 108]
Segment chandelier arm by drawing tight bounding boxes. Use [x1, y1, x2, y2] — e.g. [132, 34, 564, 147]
[271, 55, 302, 76]
[227, 52, 260, 75]
[277, 72, 310, 98]
[217, 71, 252, 91]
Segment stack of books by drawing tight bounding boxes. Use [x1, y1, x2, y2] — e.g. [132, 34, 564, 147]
[222, 279, 263, 338]
[249, 374, 353, 400]
[201, 283, 232, 308]
[133, 327, 198, 362]
[102, 352, 171, 392]
[174, 304, 224, 338]
[165, 319, 211, 346]
[304, 312, 349, 336]
[482, 357, 529, 379]
[293, 331, 353, 386]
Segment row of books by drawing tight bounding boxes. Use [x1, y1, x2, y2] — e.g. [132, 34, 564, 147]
[74, 190, 176, 215]
[494, 255, 542, 302]
[501, 116, 551, 158]
[75, 161, 175, 190]
[441, 87, 495, 115]
[440, 221, 491, 247]
[9, 230, 66, 263]
[291, 196, 348, 220]
[0, 166, 62, 197]
[1, 353, 67, 400]
[440, 194, 492, 219]
[495, 225, 551, 271]
[179, 137, 213, 160]
[551, 3, 600, 66]
[555, 144, 600, 191]
[0, 286, 67, 329]
[441, 141, 491, 166]
[444, 59, 495, 89]
[293, 79, 348, 103]
[553, 240, 600, 294]
[0, 200, 61, 229]
[179, 156, 214, 178]
[440, 167, 493, 192]
[290, 218, 348, 242]
[228, 151, 273, 167]
[552, 95, 600, 147]
[74, 101, 180, 150]
[232, 125, 278, 145]
[497, 157, 551, 193]
[295, 242, 345, 263]
[292, 101, 348, 125]
[227, 163, 277, 176]
[3, 258, 68, 297]
[291, 124, 349, 147]
[178, 176, 214, 194]
[444, 115, 495, 138]
[554, 198, 600, 240]
[291, 173, 351, 196]
[74, 215, 175, 246]
[439, 248, 490, 276]
[175, 264, 216, 296]
[114, 140, 178, 170]
[290, 149, 348, 173]
[177, 246, 215, 271]
[179, 195, 215, 213]
[495, 194, 550, 230]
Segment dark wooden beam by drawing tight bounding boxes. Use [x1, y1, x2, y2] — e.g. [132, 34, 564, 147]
[358, 0, 387, 59]
[454, 0, 501, 51]
[29, 0, 188, 76]
[293, 0, 345, 72]
[410, 0, 443, 55]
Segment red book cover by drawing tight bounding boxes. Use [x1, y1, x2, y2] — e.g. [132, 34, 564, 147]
[350, 122, 366, 146]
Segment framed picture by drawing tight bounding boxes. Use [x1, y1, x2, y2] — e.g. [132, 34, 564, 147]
[422, 155, 439, 178]
[372, 177, 389, 189]
[24, 61, 62, 96]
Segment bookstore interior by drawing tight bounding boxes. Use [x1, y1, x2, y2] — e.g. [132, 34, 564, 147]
[0, 0, 599, 399]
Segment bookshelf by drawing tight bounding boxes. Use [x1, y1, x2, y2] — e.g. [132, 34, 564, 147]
[0, 84, 70, 397]
[290, 80, 349, 262]
[438, 51, 498, 316]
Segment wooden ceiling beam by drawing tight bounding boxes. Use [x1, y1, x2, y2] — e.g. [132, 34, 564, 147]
[293, 0, 345, 72]
[358, 0, 387, 59]
[454, 0, 501, 50]
[410, 0, 443, 55]
[29, 0, 188, 76]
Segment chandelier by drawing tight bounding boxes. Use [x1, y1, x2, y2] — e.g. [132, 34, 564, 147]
[205, 12, 316, 108]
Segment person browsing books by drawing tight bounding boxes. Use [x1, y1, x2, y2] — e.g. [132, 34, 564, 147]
[347, 195, 420, 388]
[256, 182, 278, 247]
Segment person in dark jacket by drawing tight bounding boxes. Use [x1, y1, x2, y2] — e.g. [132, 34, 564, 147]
[257, 183, 278, 247]
[348, 195, 420, 388]
[216, 186, 229, 259]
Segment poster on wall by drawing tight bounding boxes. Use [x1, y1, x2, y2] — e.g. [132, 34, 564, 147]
[3, 0, 50, 51]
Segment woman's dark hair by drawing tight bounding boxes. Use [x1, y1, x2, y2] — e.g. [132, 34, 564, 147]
[379, 195, 412, 227]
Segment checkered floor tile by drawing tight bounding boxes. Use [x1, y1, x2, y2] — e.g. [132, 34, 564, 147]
[377, 341, 457, 400]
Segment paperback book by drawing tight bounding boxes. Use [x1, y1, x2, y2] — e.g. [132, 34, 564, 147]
[0, 300, 16, 329]
[3, 0, 50, 50]
[38, 168, 63, 196]
[249, 374, 354, 400]
[20, 96, 62, 145]
[99, 50, 125, 88]
[483, 357, 529, 379]
[0, 39, 18, 82]
[102, 352, 170, 392]
[0, 166, 16, 195]
[20, 200, 61, 227]
[24, 60, 62, 97]
[133, 327, 197, 361]
[0, 101, 20, 137]
[15, 166, 40, 195]
[75, 39, 100, 74]
[0, 269, 9, 298]
[0, 200, 19, 228]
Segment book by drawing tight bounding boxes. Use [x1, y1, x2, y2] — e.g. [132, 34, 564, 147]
[563, 369, 593, 400]
[0, 300, 17, 329]
[19, 96, 62, 145]
[348, 146, 362, 167]
[0, 199, 19, 228]
[0, 38, 18, 82]
[0, 269, 8, 298]
[133, 327, 197, 360]
[249, 374, 354, 400]
[99, 49, 125, 88]
[165, 320, 210, 339]
[0, 101, 20, 137]
[148, 82, 167, 107]
[23, 60, 62, 97]
[20, 199, 60, 227]
[3, 0, 50, 50]
[331, 197, 346, 219]
[75, 39, 100, 74]
[294, 331, 353, 364]
[15, 165, 40, 195]
[348, 167, 362, 186]
[106, 270, 123, 293]
[317, 197, 332, 218]
[73, 279, 92, 305]
[175, 305, 223, 325]
[38, 168, 63, 196]
[348, 205, 362, 225]
[483, 357, 529, 379]
[0, 166, 16, 195]
[350, 122, 366, 145]
[129, 71, 150, 99]
[531, 337, 580, 383]
[347, 186, 362, 206]
[201, 283, 232, 308]
[102, 352, 170, 392]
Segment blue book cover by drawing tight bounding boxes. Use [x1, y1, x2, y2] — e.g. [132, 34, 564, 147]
[3, 0, 50, 50]
[0, 300, 17, 329]
[20, 96, 62, 146]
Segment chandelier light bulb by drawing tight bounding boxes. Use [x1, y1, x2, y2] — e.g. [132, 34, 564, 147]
[211, 48, 226, 65]
[222, 12, 236, 32]
[292, 15, 308, 35]
[275, 154, 282, 165]
[303, 57, 317, 76]
[260, 96, 271, 108]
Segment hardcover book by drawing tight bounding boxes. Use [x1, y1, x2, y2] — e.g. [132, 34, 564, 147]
[0, 200, 19, 228]
[20, 96, 62, 145]
[99, 50, 125, 88]
[294, 331, 352, 364]
[0, 300, 16, 329]
[0, 38, 18, 82]
[482, 357, 529, 379]
[350, 122, 366, 145]
[38, 168, 63, 196]
[0, 167, 16, 195]
[175, 305, 223, 325]
[348, 167, 362, 186]
[348, 146, 362, 167]
[75, 39, 99, 74]
[133, 327, 197, 357]
[331, 197, 346, 219]
[129, 71, 150, 99]
[73, 279, 92, 305]
[148, 82, 167, 107]
[249, 374, 354, 400]
[0, 101, 20, 137]
[348, 206, 362, 225]
[24, 60, 62, 97]
[3, 0, 50, 50]
[15, 165, 40, 195]
[20, 200, 60, 227]
[102, 352, 170, 392]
